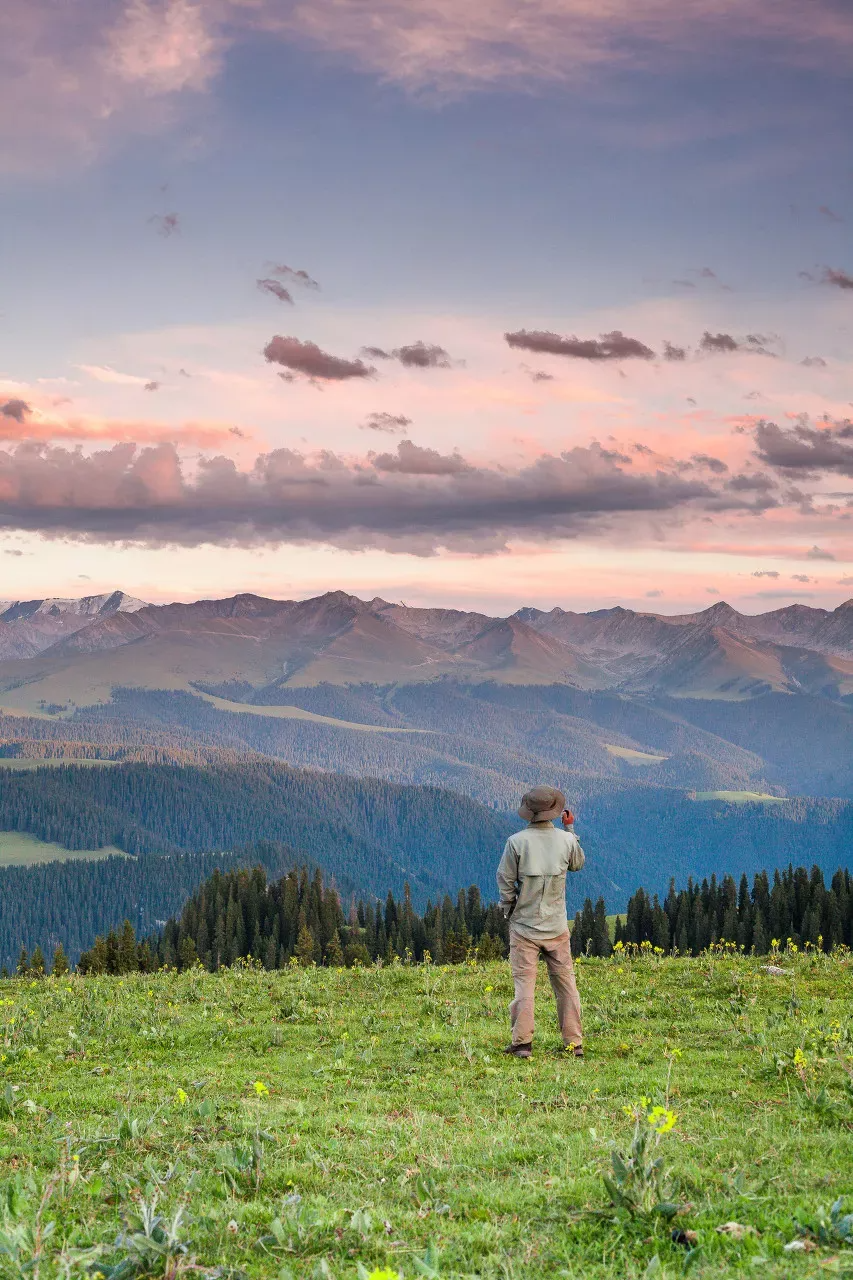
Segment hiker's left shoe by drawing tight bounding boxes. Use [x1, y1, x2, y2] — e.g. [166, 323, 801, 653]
[503, 1042, 532, 1059]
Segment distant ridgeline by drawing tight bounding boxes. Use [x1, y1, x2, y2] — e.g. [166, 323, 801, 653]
[13, 862, 850, 977]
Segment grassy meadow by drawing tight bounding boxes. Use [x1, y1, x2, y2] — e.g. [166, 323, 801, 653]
[0, 952, 851, 1279]
[0, 831, 125, 868]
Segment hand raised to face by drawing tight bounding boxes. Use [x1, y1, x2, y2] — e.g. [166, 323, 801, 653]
[562, 808, 575, 828]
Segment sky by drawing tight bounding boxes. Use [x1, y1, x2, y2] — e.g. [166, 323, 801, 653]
[1, 0, 853, 615]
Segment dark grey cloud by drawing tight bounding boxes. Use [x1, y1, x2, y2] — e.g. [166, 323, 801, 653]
[0, 438, 727, 553]
[360, 341, 458, 369]
[528, 369, 554, 382]
[371, 440, 471, 475]
[699, 331, 777, 356]
[257, 278, 294, 305]
[264, 336, 375, 381]
[360, 412, 412, 434]
[700, 331, 738, 353]
[691, 453, 728, 474]
[726, 472, 776, 494]
[394, 341, 454, 369]
[663, 341, 687, 361]
[753, 417, 853, 477]
[268, 264, 320, 290]
[806, 545, 835, 561]
[645, 588, 663, 597]
[149, 213, 179, 237]
[144, 381, 160, 392]
[1, 399, 30, 423]
[801, 356, 827, 368]
[792, 573, 811, 582]
[752, 570, 779, 579]
[4, 549, 23, 557]
[823, 267, 853, 290]
[504, 329, 655, 361]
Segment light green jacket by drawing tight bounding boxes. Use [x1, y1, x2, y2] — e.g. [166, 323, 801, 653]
[497, 821, 585, 940]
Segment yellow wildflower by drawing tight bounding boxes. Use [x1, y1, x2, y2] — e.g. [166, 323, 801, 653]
[253, 1080, 269, 1097]
[647, 1105, 677, 1133]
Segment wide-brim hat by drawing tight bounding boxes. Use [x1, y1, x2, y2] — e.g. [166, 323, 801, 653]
[518, 785, 567, 823]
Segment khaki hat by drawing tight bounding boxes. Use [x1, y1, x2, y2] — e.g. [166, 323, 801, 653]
[518, 785, 567, 823]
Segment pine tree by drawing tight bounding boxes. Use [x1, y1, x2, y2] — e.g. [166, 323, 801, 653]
[30, 945, 46, 976]
[16, 946, 29, 977]
[325, 930, 344, 967]
[295, 925, 316, 967]
[51, 943, 69, 976]
[592, 898, 612, 957]
[117, 921, 137, 974]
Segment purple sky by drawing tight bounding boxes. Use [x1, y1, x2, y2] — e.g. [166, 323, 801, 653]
[1, 0, 852, 613]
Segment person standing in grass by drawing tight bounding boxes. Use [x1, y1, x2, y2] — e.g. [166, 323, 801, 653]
[497, 786, 586, 1060]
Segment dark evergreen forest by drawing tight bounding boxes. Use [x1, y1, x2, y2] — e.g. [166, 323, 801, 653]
[54, 861, 853, 980]
[572, 865, 853, 956]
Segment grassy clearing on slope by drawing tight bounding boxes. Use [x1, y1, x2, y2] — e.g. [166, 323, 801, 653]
[195, 692, 435, 734]
[603, 744, 669, 764]
[0, 830, 125, 867]
[691, 791, 788, 805]
[0, 954, 850, 1279]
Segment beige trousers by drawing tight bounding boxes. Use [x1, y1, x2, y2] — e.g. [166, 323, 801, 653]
[509, 928, 583, 1047]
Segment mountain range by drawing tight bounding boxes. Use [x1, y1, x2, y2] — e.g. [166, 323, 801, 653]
[0, 590, 852, 714]
[1, 589, 852, 940]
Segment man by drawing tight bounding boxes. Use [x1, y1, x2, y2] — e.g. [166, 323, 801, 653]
[497, 785, 585, 1060]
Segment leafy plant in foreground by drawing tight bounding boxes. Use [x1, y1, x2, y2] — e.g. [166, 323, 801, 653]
[603, 1099, 680, 1217]
[98, 1195, 192, 1279]
[794, 1195, 853, 1247]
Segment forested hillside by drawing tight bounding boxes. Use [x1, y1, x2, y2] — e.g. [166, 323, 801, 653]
[2, 759, 853, 967]
[0, 845, 297, 973]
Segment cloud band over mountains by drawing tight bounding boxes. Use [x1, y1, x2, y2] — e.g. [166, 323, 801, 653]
[0, 434, 787, 552]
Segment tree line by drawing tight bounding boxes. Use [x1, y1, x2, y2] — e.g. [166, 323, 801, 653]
[571, 864, 853, 956]
[71, 865, 509, 974]
[12, 859, 847, 978]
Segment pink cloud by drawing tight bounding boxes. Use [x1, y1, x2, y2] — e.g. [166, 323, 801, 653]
[5, 0, 852, 174]
[0, 399, 250, 447]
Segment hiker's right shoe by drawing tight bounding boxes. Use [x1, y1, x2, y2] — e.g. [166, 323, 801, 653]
[503, 1042, 532, 1059]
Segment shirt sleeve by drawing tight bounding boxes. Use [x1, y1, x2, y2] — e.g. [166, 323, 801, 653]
[496, 839, 520, 916]
[566, 833, 585, 872]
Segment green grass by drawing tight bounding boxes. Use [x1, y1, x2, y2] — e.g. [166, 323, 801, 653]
[691, 791, 788, 805]
[0, 831, 125, 866]
[0, 954, 850, 1278]
[0, 758, 118, 771]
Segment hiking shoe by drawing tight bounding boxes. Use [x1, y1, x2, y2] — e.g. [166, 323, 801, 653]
[503, 1042, 532, 1059]
[562, 1042, 584, 1058]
